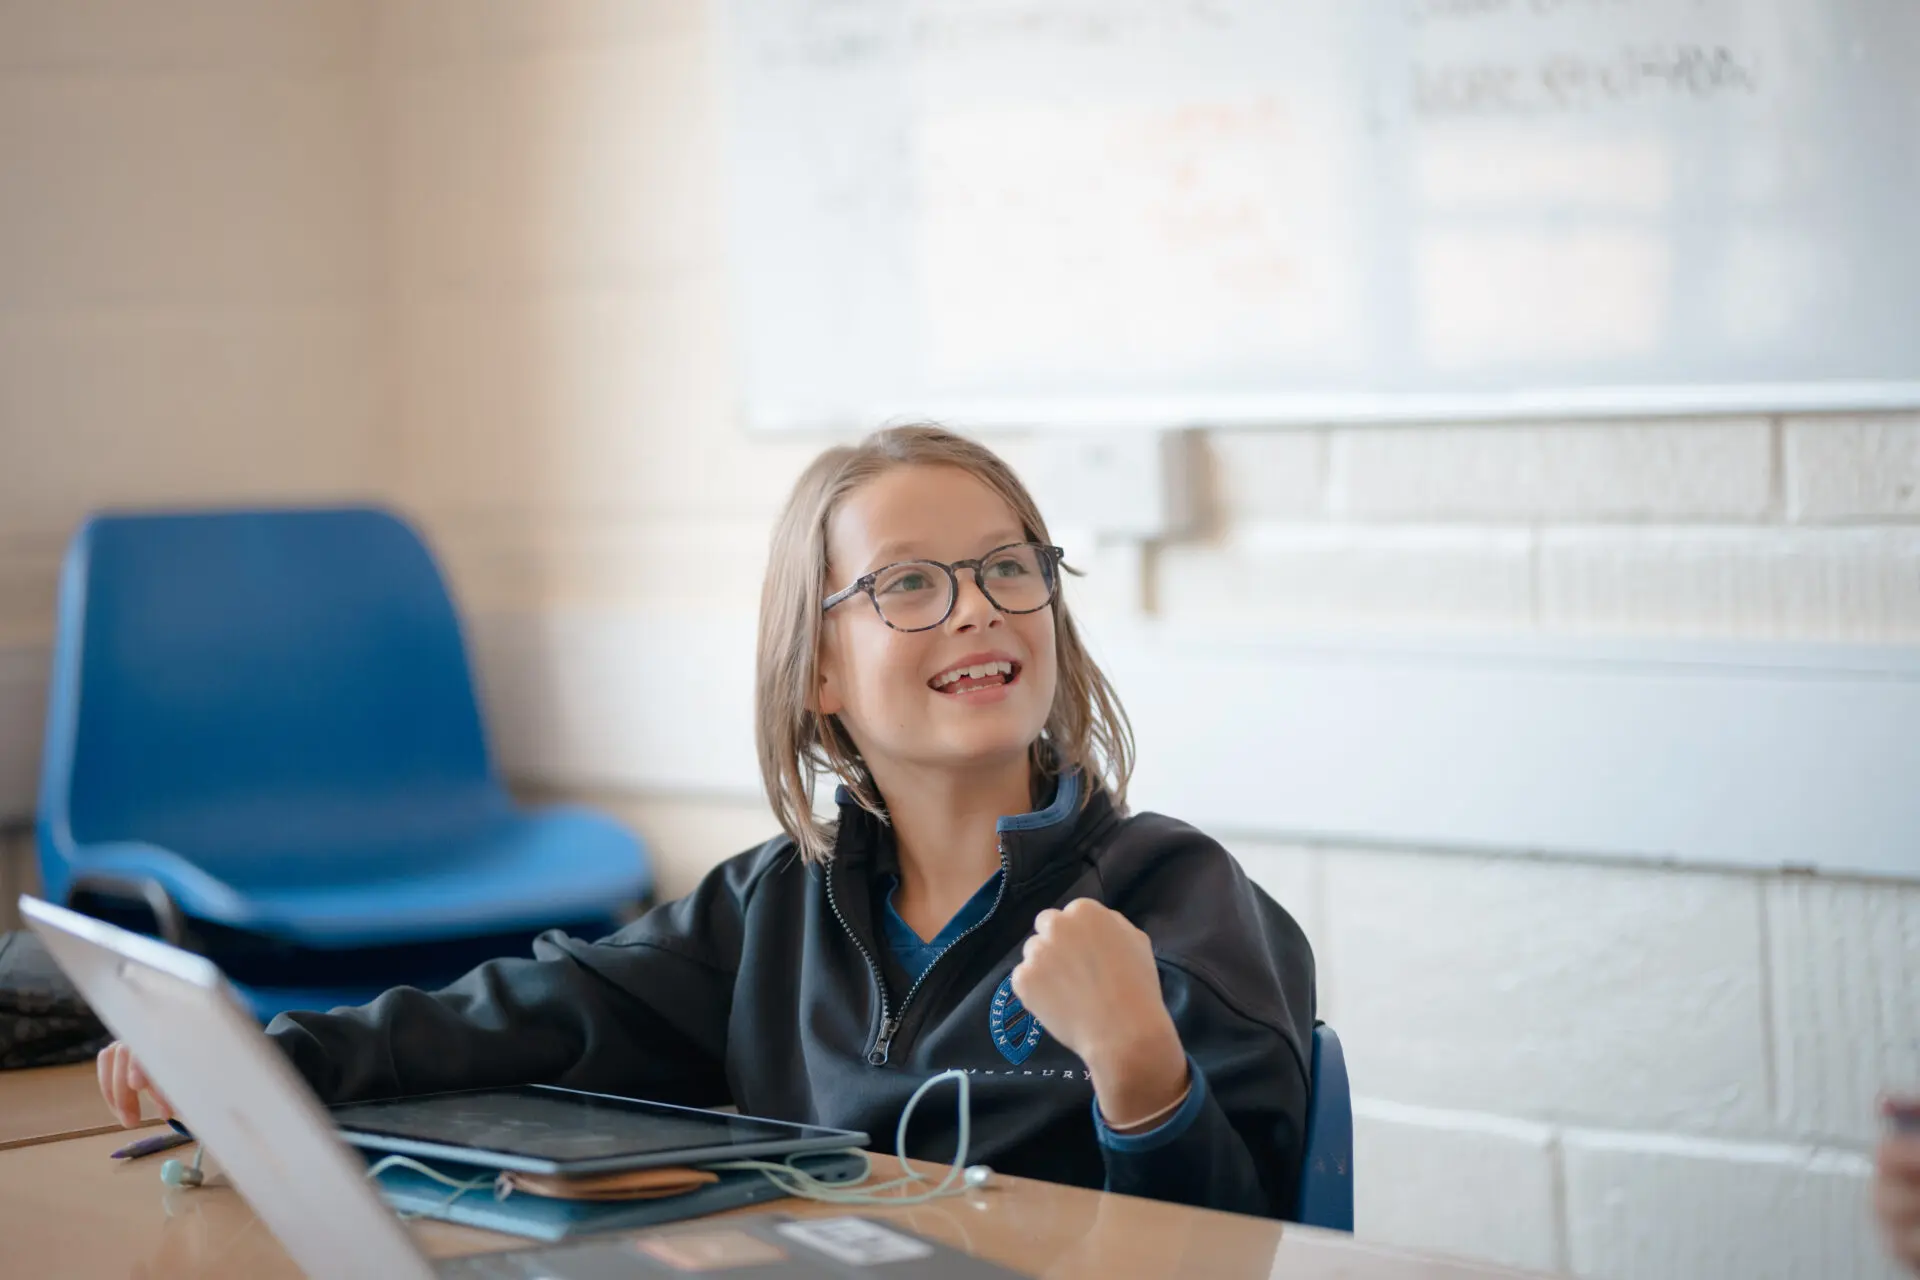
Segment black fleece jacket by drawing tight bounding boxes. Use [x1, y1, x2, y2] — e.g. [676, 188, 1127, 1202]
[268, 779, 1316, 1218]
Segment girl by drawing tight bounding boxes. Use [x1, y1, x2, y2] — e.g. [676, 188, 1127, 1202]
[99, 426, 1316, 1218]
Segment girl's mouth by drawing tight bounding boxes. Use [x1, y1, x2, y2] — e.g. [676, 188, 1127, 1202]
[928, 659, 1021, 696]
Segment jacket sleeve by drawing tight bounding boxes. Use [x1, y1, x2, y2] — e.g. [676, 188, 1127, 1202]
[1096, 821, 1316, 1219]
[1096, 968, 1309, 1217]
[266, 840, 781, 1108]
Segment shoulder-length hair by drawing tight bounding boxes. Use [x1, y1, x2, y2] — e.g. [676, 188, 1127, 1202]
[754, 425, 1134, 862]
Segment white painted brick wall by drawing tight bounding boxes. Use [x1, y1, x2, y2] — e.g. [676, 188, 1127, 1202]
[1157, 527, 1535, 632]
[375, 0, 698, 69]
[0, 79, 376, 308]
[1208, 430, 1326, 522]
[1538, 528, 1920, 641]
[1770, 877, 1920, 1146]
[1228, 836, 1918, 1276]
[391, 281, 735, 514]
[1195, 414, 1920, 646]
[383, 24, 720, 292]
[423, 510, 775, 614]
[0, 0, 369, 71]
[0, 827, 41, 934]
[1330, 420, 1775, 522]
[1354, 1099, 1565, 1273]
[1320, 848, 1771, 1135]
[1562, 1131, 1901, 1280]
[0, 0, 388, 641]
[0, 644, 45, 829]
[0, 533, 63, 638]
[1786, 415, 1920, 522]
[0, 312, 385, 523]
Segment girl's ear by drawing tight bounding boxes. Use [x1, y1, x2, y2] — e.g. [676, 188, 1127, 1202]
[817, 669, 844, 717]
[815, 636, 845, 717]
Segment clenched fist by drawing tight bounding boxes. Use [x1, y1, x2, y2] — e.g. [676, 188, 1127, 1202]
[1010, 898, 1189, 1131]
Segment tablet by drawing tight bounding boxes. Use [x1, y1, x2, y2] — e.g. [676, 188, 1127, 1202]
[330, 1085, 869, 1177]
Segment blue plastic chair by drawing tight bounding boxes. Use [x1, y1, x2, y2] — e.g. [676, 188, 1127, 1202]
[36, 507, 652, 1020]
[1295, 1022, 1354, 1230]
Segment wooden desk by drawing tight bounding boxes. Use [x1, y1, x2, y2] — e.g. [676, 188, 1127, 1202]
[0, 1127, 1554, 1279]
[0, 1060, 161, 1151]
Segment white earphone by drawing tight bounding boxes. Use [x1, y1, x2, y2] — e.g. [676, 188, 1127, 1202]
[709, 1069, 992, 1205]
[159, 1145, 206, 1188]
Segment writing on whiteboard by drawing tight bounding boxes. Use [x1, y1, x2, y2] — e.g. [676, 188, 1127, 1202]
[1415, 46, 1758, 118]
[722, 0, 1920, 429]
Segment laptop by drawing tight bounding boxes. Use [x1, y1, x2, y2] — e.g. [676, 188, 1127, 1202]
[20, 896, 1025, 1279]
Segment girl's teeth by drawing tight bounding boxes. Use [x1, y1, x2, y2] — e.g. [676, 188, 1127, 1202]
[933, 660, 1013, 689]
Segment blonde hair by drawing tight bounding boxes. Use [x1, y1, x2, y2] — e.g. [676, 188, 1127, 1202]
[755, 425, 1135, 863]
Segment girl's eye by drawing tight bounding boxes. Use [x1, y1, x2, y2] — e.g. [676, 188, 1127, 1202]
[879, 569, 936, 595]
[986, 554, 1032, 579]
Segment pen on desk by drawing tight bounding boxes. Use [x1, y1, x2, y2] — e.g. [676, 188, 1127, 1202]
[111, 1130, 194, 1161]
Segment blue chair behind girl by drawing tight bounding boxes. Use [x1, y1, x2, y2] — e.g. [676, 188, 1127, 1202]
[36, 507, 652, 1021]
[1295, 1022, 1354, 1230]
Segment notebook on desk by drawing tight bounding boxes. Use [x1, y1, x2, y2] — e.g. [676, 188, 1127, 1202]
[20, 896, 1022, 1279]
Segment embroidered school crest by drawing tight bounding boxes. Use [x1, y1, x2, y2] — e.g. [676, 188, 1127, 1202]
[989, 974, 1043, 1065]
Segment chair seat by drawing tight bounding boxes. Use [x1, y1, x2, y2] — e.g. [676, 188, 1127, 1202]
[68, 804, 649, 949]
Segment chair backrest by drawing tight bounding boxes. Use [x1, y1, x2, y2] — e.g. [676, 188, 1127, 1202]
[1295, 1022, 1354, 1231]
[37, 507, 503, 895]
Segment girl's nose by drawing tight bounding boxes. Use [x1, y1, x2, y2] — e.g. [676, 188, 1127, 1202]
[948, 571, 1001, 632]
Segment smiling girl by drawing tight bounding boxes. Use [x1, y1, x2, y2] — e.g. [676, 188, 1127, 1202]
[100, 425, 1315, 1217]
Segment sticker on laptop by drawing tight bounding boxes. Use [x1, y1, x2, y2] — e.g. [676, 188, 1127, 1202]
[635, 1230, 789, 1271]
[774, 1217, 935, 1266]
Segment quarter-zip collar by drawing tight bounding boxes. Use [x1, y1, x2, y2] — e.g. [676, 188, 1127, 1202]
[830, 766, 1111, 889]
[822, 766, 1118, 1066]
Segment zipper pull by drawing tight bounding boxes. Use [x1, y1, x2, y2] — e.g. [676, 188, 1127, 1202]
[869, 1016, 900, 1066]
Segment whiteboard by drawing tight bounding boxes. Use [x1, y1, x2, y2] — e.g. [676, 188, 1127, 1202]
[717, 0, 1920, 432]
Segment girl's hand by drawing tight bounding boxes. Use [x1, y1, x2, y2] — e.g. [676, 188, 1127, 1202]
[1010, 899, 1188, 1131]
[97, 1040, 172, 1128]
[1878, 1100, 1920, 1273]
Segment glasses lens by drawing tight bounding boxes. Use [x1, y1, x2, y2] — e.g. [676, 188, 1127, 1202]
[977, 544, 1054, 613]
[870, 561, 953, 630]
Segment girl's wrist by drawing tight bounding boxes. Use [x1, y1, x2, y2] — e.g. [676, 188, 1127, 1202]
[1086, 1018, 1189, 1132]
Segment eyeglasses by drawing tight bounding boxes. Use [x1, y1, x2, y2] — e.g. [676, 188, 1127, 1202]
[822, 542, 1065, 633]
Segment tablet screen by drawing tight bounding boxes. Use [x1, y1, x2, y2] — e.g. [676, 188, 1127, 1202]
[330, 1086, 863, 1171]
